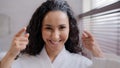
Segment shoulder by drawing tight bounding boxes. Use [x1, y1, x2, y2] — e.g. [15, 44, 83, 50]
[67, 51, 93, 67]
[16, 54, 39, 62]
[12, 54, 40, 68]
[73, 53, 92, 63]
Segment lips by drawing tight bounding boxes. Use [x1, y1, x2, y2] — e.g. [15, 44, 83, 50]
[49, 40, 60, 46]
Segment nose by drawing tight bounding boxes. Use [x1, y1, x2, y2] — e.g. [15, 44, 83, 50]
[51, 30, 60, 41]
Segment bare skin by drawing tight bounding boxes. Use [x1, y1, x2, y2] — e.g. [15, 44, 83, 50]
[0, 27, 29, 68]
[82, 30, 104, 57]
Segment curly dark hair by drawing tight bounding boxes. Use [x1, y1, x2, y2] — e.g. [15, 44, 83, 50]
[21, 0, 82, 56]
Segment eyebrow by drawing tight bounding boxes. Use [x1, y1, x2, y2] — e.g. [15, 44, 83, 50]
[44, 24, 51, 27]
[44, 24, 66, 27]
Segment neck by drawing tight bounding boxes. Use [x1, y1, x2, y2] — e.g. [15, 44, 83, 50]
[45, 47, 63, 62]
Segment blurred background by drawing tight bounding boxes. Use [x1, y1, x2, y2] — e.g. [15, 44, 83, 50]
[0, 0, 120, 57]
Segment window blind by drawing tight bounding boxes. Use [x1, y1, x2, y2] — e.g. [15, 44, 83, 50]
[90, 9, 120, 55]
[79, 1, 120, 55]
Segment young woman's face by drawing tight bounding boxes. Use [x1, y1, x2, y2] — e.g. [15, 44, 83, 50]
[42, 11, 69, 51]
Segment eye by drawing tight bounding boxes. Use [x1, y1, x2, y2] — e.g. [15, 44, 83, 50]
[59, 26, 66, 30]
[45, 27, 52, 30]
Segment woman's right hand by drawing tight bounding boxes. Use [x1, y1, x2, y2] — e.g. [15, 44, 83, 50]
[8, 27, 29, 58]
[0, 27, 29, 68]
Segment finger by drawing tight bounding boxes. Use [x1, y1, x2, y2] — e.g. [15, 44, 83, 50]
[83, 30, 92, 38]
[82, 31, 89, 39]
[24, 33, 29, 38]
[15, 40, 28, 49]
[15, 37, 28, 42]
[17, 42, 28, 50]
[82, 32, 87, 38]
[18, 42, 29, 46]
[15, 27, 26, 37]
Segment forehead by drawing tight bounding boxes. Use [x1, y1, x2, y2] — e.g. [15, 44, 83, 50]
[43, 11, 69, 25]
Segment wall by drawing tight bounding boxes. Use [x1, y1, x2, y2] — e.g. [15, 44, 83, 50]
[0, 0, 82, 52]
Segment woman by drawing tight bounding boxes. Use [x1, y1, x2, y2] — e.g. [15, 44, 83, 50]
[0, 0, 103, 68]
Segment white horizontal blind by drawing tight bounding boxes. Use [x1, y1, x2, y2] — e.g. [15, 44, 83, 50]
[90, 9, 120, 55]
[82, 1, 120, 55]
[92, 0, 119, 8]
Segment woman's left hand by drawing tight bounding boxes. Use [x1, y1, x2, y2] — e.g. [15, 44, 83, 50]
[82, 30, 104, 57]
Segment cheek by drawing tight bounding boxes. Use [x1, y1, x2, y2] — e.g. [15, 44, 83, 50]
[61, 30, 69, 41]
[42, 30, 50, 41]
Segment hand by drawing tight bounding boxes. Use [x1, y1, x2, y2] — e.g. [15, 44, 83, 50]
[82, 30, 95, 51]
[0, 27, 29, 68]
[8, 27, 29, 57]
[82, 30, 104, 57]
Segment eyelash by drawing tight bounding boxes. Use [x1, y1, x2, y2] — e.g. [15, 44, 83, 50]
[59, 26, 66, 29]
[45, 27, 52, 30]
[45, 26, 66, 30]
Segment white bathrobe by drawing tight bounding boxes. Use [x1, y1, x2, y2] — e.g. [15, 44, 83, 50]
[0, 47, 92, 68]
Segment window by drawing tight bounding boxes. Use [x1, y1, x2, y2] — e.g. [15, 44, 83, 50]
[92, 0, 119, 8]
[80, 1, 120, 55]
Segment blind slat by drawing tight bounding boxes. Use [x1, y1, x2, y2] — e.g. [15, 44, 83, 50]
[83, 9, 120, 55]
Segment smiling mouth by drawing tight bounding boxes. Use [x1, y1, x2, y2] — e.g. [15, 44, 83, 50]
[49, 40, 61, 46]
